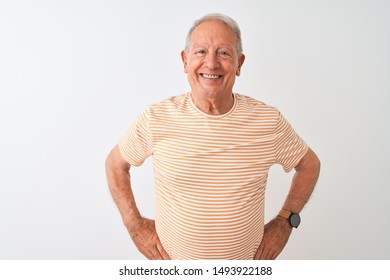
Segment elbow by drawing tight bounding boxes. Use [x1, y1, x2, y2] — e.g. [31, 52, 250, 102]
[105, 146, 131, 176]
[310, 151, 321, 182]
[105, 150, 114, 173]
[297, 148, 321, 177]
[313, 152, 321, 174]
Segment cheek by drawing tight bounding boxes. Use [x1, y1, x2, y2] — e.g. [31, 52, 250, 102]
[188, 60, 202, 71]
[187, 56, 204, 68]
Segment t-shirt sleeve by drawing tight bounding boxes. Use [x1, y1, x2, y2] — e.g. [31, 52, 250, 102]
[273, 112, 308, 172]
[118, 108, 153, 166]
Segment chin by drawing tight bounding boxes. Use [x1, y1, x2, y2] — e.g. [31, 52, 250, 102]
[204, 89, 229, 99]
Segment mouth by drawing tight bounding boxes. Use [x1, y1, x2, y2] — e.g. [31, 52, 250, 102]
[200, 73, 222, 79]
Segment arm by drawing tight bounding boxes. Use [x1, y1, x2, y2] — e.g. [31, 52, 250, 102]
[254, 147, 320, 259]
[105, 145, 170, 260]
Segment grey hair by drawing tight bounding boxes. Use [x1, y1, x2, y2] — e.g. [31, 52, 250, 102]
[184, 13, 243, 55]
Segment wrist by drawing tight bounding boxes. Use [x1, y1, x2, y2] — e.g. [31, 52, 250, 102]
[277, 209, 301, 228]
[123, 212, 143, 229]
[275, 215, 292, 229]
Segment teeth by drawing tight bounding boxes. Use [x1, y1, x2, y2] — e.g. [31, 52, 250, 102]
[202, 74, 220, 79]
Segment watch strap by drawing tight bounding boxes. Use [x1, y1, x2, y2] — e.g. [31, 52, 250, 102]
[278, 209, 292, 219]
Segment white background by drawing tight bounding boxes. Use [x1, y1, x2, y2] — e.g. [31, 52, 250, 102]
[0, 0, 389, 259]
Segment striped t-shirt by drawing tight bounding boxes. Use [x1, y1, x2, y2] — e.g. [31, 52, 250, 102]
[119, 93, 308, 259]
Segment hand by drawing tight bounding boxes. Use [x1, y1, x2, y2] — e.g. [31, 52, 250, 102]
[127, 217, 171, 260]
[254, 216, 292, 259]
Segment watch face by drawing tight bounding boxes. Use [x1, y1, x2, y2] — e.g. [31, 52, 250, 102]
[290, 213, 301, 228]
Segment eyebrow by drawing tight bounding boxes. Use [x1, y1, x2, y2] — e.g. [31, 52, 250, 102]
[191, 43, 235, 50]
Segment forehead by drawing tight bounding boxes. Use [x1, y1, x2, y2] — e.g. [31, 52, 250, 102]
[189, 20, 237, 48]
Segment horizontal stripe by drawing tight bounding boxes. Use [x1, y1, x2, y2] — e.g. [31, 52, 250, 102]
[119, 93, 308, 259]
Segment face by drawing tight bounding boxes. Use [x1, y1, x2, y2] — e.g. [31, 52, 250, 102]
[181, 20, 245, 99]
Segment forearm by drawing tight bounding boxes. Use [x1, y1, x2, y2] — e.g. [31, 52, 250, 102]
[105, 146, 169, 260]
[105, 149, 142, 228]
[282, 148, 320, 214]
[254, 149, 320, 259]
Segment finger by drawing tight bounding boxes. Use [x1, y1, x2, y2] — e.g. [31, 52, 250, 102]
[257, 243, 272, 260]
[261, 248, 271, 260]
[140, 248, 154, 260]
[157, 243, 171, 260]
[254, 241, 264, 260]
[149, 246, 163, 260]
[139, 244, 160, 260]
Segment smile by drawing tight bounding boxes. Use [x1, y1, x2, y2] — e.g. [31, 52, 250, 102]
[201, 73, 222, 79]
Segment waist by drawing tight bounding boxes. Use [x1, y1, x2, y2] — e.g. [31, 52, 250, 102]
[155, 201, 264, 259]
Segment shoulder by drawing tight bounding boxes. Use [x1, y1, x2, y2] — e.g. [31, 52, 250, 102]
[149, 93, 188, 110]
[235, 93, 280, 116]
[146, 93, 191, 120]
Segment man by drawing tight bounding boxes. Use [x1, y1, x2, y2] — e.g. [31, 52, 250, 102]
[105, 13, 320, 260]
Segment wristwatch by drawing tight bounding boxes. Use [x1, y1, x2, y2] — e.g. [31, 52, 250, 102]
[278, 209, 301, 228]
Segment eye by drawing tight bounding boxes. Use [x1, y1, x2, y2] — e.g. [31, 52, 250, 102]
[195, 49, 206, 56]
[218, 50, 231, 58]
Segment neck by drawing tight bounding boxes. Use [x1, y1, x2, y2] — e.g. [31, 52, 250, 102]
[190, 92, 234, 115]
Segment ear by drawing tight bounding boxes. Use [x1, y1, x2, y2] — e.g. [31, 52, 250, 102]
[236, 54, 245, 76]
[181, 50, 188, 73]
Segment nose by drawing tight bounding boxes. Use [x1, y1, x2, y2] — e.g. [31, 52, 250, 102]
[204, 52, 220, 69]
